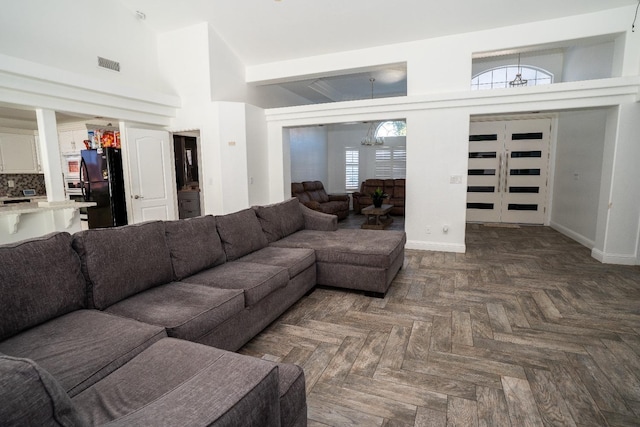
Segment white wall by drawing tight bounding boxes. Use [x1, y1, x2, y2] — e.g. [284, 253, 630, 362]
[289, 126, 328, 185]
[246, 104, 270, 206]
[405, 109, 469, 252]
[158, 24, 212, 103]
[214, 102, 250, 213]
[0, 0, 171, 94]
[562, 41, 615, 82]
[551, 109, 608, 247]
[593, 103, 640, 264]
[208, 26, 249, 102]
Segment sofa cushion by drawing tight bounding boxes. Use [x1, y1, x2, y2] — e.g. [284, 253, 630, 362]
[182, 262, 289, 306]
[316, 200, 349, 215]
[105, 282, 244, 342]
[271, 229, 406, 268]
[72, 221, 174, 310]
[362, 179, 384, 196]
[0, 232, 86, 341]
[164, 215, 226, 280]
[215, 209, 268, 261]
[72, 338, 281, 426]
[239, 246, 316, 279]
[253, 198, 305, 243]
[0, 355, 86, 427]
[0, 310, 166, 397]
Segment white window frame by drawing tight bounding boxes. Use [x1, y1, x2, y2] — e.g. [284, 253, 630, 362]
[375, 146, 406, 179]
[471, 65, 554, 90]
[345, 148, 360, 191]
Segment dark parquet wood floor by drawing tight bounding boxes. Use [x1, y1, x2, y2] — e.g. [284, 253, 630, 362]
[239, 222, 640, 426]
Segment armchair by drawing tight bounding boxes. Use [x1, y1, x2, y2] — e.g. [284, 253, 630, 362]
[291, 181, 350, 220]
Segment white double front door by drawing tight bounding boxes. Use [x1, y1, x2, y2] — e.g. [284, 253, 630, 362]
[466, 118, 551, 225]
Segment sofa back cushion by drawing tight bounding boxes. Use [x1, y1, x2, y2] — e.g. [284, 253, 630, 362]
[72, 221, 174, 310]
[164, 215, 226, 280]
[0, 355, 85, 426]
[0, 232, 86, 341]
[215, 209, 268, 261]
[362, 179, 385, 196]
[303, 181, 329, 203]
[253, 198, 305, 243]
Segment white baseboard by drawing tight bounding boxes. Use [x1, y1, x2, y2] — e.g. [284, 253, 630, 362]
[405, 240, 466, 253]
[591, 248, 638, 265]
[549, 222, 595, 249]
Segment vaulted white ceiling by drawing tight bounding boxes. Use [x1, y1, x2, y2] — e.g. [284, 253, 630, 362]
[119, 0, 637, 66]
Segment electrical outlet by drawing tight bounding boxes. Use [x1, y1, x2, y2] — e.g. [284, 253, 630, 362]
[7, 180, 15, 188]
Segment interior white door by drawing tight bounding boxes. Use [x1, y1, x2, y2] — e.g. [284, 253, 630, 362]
[501, 119, 551, 224]
[123, 127, 177, 223]
[467, 118, 551, 224]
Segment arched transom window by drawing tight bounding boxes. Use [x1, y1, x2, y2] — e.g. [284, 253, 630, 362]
[471, 65, 553, 90]
[375, 120, 406, 137]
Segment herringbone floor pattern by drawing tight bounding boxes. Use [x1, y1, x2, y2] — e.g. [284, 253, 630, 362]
[239, 224, 640, 426]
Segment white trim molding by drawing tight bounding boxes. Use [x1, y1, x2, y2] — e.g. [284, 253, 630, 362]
[550, 222, 595, 250]
[405, 240, 466, 253]
[591, 248, 639, 266]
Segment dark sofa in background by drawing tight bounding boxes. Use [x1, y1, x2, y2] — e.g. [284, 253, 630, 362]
[0, 198, 405, 426]
[352, 178, 406, 215]
[291, 181, 350, 220]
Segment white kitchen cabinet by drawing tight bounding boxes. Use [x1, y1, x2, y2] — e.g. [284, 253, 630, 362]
[0, 132, 40, 174]
[58, 129, 87, 154]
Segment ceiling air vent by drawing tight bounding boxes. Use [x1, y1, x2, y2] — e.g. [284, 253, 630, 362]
[97, 56, 120, 72]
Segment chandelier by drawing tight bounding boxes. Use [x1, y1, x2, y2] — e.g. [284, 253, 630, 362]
[509, 53, 528, 87]
[361, 121, 384, 146]
[361, 78, 384, 146]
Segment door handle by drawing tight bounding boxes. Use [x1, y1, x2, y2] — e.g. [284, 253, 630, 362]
[134, 195, 144, 199]
[497, 153, 502, 193]
[504, 150, 509, 193]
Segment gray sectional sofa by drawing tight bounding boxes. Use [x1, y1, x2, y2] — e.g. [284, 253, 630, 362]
[0, 198, 406, 426]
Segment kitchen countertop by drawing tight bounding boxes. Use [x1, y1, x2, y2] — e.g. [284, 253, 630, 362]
[0, 196, 47, 202]
[0, 200, 96, 216]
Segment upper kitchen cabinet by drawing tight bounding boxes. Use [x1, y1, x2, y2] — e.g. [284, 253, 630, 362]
[58, 129, 88, 154]
[0, 131, 40, 174]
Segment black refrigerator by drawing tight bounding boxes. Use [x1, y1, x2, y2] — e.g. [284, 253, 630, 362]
[80, 148, 128, 229]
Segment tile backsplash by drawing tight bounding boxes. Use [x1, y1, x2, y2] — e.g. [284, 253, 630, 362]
[0, 174, 47, 197]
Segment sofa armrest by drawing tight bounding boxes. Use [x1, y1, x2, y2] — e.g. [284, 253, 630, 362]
[328, 193, 349, 202]
[300, 204, 338, 231]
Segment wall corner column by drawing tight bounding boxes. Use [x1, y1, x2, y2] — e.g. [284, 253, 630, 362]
[35, 109, 66, 203]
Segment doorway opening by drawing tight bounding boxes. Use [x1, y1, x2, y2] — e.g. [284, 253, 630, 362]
[173, 132, 201, 219]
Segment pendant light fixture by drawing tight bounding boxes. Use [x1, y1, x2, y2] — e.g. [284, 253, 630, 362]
[509, 53, 528, 87]
[361, 78, 384, 146]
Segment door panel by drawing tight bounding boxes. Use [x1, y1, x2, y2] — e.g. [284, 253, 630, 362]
[467, 122, 501, 223]
[123, 127, 176, 223]
[467, 118, 550, 224]
[501, 119, 550, 224]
